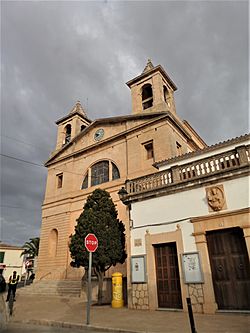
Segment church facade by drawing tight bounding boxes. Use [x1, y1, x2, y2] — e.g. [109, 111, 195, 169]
[37, 60, 250, 314]
[37, 60, 206, 282]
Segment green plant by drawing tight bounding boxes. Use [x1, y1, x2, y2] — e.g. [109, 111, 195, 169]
[69, 189, 127, 304]
[21, 237, 40, 258]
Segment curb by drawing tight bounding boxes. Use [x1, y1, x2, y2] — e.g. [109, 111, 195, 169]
[12, 319, 146, 333]
[0, 293, 8, 324]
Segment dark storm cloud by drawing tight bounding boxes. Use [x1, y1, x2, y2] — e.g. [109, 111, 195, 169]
[1, 1, 248, 245]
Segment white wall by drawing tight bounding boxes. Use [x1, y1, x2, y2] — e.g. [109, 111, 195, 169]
[131, 219, 196, 256]
[223, 176, 250, 208]
[1, 249, 24, 280]
[130, 175, 249, 256]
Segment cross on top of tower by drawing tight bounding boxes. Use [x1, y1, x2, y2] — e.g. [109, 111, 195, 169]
[142, 59, 154, 73]
[70, 100, 87, 116]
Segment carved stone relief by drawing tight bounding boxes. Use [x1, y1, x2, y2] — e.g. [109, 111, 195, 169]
[206, 185, 227, 212]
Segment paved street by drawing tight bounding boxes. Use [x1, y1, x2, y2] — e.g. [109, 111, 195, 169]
[1, 322, 101, 333]
[1, 293, 250, 333]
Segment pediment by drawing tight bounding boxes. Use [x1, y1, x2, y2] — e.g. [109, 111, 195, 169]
[45, 112, 169, 166]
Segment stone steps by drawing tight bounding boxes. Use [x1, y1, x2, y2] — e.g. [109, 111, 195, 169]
[17, 280, 82, 297]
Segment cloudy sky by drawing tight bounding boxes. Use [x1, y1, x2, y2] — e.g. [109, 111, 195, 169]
[1, 0, 248, 246]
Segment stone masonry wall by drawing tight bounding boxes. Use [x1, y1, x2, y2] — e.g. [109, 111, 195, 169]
[132, 283, 149, 309]
[188, 283, 204, 313]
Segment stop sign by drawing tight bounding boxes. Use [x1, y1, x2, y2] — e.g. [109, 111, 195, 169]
[85, 233, 98, 252]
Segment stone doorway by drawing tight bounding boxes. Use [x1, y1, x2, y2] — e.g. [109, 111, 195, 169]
[207, 227, 250, 310]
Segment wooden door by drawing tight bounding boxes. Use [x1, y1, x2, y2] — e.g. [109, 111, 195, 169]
[154, 243, 182, 308]
[207, 227, 250, 310]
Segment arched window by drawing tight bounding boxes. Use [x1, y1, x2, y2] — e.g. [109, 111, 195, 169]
[64, 124, 71, 145]
[112, 162, 120, 180]
[163, 85, 171, 107]
[81, 125, 86, 131]
[142, 84, 153, 110]
[49, 229, 58, 258]
[163, 86, 169, 102]
[81, 160, 120, 189]
[81, 172, 88, 189]
[91, 161, 109, 186]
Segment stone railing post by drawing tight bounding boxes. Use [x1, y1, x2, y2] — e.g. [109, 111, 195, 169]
[236, 145, 248, 166]
[170, 165, 180, 183]
[124, 179, 131, 194]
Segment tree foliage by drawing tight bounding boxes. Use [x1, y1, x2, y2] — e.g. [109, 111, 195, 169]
[21, 237, 40, 258]
[69, 189, 127, 304]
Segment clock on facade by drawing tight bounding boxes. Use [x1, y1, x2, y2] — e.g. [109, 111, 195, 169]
[94, 128, 104, 141]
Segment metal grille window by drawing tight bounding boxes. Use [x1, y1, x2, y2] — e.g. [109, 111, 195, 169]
[91, 161, 109, 186]
[82, 161, 120, 189]
[112, 162, 120, 180]
[81, 172, 88, 189]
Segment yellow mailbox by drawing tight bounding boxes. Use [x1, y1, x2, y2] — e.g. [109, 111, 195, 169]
[111, 272, 124, 308]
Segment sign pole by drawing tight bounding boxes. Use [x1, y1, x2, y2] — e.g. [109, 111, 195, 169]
[86, 251, 92, 325]
[85, 233, 98, 326]
[186, 297, 197, 333]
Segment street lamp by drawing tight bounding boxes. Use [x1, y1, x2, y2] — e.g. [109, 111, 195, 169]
[118, 186, 128, 201]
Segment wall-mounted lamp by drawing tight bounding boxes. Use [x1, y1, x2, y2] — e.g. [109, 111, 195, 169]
[118, 186, 128, 201]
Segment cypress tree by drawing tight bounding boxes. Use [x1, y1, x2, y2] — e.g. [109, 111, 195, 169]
[69, 188, 127, 304]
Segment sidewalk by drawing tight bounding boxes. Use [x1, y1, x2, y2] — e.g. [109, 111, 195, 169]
[4, 294, 250, 333]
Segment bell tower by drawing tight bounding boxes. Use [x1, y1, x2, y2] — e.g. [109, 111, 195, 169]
[55, 101, 91, 151]
[126, 59, 177, 115]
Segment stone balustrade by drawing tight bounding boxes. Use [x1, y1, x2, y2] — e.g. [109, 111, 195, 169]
[126, 169, 172, 194]
[125, 144, 249, 196]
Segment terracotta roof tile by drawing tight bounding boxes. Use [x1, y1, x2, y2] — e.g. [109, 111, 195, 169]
[154, 133, 250, 168]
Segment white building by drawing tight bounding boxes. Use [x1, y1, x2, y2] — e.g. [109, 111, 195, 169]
[120, 134, 250, 313]
[0, 243, 24, 279]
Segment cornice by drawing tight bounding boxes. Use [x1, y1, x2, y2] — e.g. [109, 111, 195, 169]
[155, 133, 250, 168]
[55, 110, 92, 125]
[126, 65, 177, 91]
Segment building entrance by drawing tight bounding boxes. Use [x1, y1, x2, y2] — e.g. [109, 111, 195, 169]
[154, 242, 182, 309]
[207, 227, 250, 310]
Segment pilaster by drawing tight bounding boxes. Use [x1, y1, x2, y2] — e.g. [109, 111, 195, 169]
[193, 232, 218, 314]
[242, 225, 250, 260]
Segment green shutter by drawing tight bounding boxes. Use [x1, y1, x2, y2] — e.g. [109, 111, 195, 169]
[0, 252, 5, 263]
